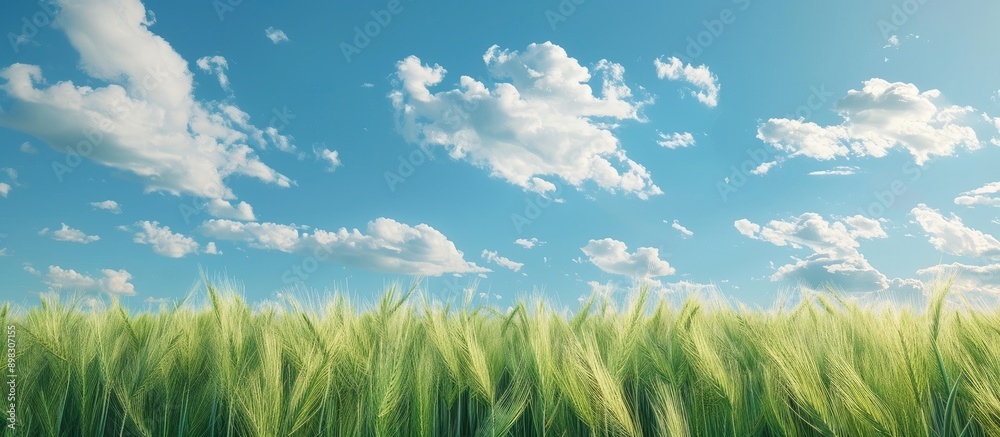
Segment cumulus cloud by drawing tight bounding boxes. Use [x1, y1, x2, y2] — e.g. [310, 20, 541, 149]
[195, 55, 230, 91]
[314, 146, 341, 172]
[514, 237, 542, 249]
[653, 56, 720, 107]
[203, 241, 221, 255]
[918, 262, 1000, 294]
[734, 213, 896, 291]
[45, 265, 136, 295]
[481, 250, 524, 272]
[669, 219, 694, 238]
[126, 221, 203, 258]
[0, 183, 9, 198]
[265, 27, 290, 44]
[199, 218, 488, 276]
[0, 0, 292, 204]
[955, 182, 1000, 208]
[757, 79, 982, 165]
[390, 42, 661, 199]
[205, 198, 256, 221]
[656, 131, 695, 149]
[581, 238, 675, 279]
[910, 204, 1000, 258]
[90, 200, 122, 214]
[809, 166, 859, 176]
[39, 223, 100, 244]
[843, 215, 888, 239]
[734, 219, 760, 237]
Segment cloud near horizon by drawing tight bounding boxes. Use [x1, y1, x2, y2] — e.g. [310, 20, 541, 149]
[199, 218, 488, 276]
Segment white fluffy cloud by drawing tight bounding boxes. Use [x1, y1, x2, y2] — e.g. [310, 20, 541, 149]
[90, 200, 122, 214]
[733, 219, 760, 237]
[735, 213, 894, 291]
[205, 198, 256, 221]
[581, 238, 675, 279]
[203, 241, 221, 255]
[481, 250, 524, 272]
[750, 161, 778, 176]
[126, 221, 203, 258]
[390, 42, 661, 199]
[45, 265, 136, 295]
[653, 57, 720, 107]
[955, 182, 1000, 208]
[196, 55, 229, 91]
[669, 219, 694, 238]
[910, 204, 1000, 258]
[514, 237, 542, 249]
[265, 27, 290, 44]
[314, 146, 341, 172]
[199, 218, 488, 276]
[19, 142, 37, 154]
[657, 131, 695, 149]
[39, 223, 100, 244]
[843, 215, 888, 239]
[0, 183, 9, 198]
[0, 0, 292, 203]
[758, 79, 982, 165]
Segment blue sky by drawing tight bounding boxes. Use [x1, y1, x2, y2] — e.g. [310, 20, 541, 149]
[1, 0, 999, 308]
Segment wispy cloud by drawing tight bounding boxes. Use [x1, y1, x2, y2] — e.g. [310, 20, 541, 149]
[265, 26, 290, 44]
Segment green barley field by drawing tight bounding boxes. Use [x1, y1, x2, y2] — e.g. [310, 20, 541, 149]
[3, 280, 999, 436]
